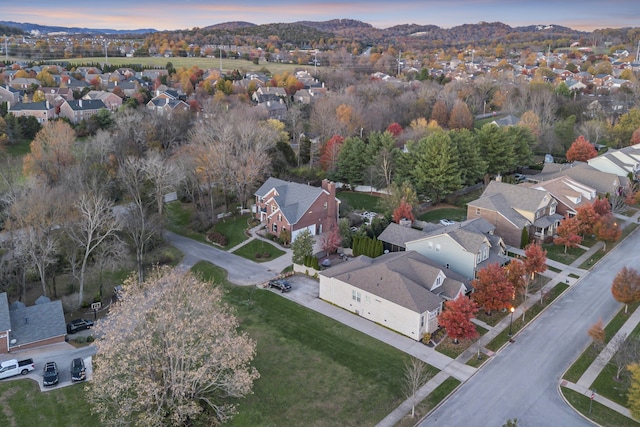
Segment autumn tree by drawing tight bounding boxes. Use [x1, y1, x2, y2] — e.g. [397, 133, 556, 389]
[554, 216, 582, 253]
[378, 181, 418, 216]
[471, 263, 514, 315]
[593, 215, 621, 251]
[611, 266, 640, 313]
[588, 318, 605, 349]
[320, 135, 344, 173]
[504, 259, 527, 297]
[565, 135, 598, 162]
[392, 198, 415, 223]
[438, 295, 479, 344]
[522, 243, 547, 314]
[575, 204, 600, 236]
[320, 227, 342, 255]
[592, 198, 612, 217]
[386, 122, 403, 137]
[519, 110, 541, 139]
[609, 333, 640, 380]
[430, 99, 449, 127]
[23, 120, 76, 185]
[628, 363, 640, 420]
[87, 268, 259, 427]
[448, 100, 473, 130]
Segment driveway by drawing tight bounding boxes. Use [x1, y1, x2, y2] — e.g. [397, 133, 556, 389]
[165, 231, 275, 285]
[421, 231, 640, 426]
[266, 274, 319, 305]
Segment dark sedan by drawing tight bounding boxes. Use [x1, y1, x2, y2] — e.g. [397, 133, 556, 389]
[268, 279, 292, 292]
[66, 318, 94, 334]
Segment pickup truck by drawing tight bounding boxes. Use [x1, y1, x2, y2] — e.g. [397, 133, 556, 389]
[0, 358, 35, 379]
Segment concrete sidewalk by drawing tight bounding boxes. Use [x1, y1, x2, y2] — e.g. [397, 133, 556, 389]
[561, 379, 633, 420]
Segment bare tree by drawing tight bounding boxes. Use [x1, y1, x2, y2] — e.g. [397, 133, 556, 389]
[609, 333, 640, 380]
[404, 356, 431, 418]
[141, 151, 183, 216]
[87, 268, 259, 427]
[65, 192, 120, 305]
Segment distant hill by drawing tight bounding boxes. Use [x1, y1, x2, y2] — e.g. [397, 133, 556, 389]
[0, 21, 156, 35]
[203, 21, 255, 31]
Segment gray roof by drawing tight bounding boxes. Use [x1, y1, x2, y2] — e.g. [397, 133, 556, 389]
[65, 99, 106, 111]
[321, 251, 467, 312]
[529, 162, 625, 194]
[10, 101, 52, 111]
[377, 223, 426, 248]
[9, 300, 66, 346]
[492, 114, 520, 127]
[254, 177, 325, 226]
[0, 293, 10, 332]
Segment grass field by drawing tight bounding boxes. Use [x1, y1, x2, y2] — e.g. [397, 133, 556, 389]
[337, 191, 383, 212]
[0, 380, 100, 427]
[418, 207, 467, 223]
[542, 243, 586, 265]
[192, 261, 427, 426]
[55, 56, 311, 75]
[396, 377, 461, 427]
[562, 387, 640, 427]
[232, 238, 285, 262]
[213, 214, 252, 250]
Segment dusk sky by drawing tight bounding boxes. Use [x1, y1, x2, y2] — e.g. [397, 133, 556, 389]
[3, 1, 639, 32]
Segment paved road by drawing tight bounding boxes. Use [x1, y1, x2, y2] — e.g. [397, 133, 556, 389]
[421, 231, 639, 427]
[164, 231, 275, 285]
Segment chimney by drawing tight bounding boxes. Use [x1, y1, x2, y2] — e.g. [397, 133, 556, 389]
[46, 100, 50, 110]
[79, 99, 82, 108]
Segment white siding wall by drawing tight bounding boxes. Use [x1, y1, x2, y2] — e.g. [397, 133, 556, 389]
[406, 236, 476, 280]
[319, 276, 432, 340]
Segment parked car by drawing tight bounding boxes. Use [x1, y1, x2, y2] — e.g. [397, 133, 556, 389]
[513, 173, 526, 183]
[70, 358, 86, 382]
[439, 219, 456, 226]
[43, 362, 59, 387]
[66, 318, 94, 334]
[0, 358, 35, 380]
[268, 279, 292, 292]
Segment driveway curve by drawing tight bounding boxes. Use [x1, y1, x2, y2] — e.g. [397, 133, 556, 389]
[421, 231, 640, 427]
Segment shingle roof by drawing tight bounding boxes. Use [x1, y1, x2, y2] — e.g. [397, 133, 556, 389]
[531, 162, 624, 195]
[321, 251, 467, 312]
[255, 177, 325, 226]
[9, 300, 66, 346]
[65, 99, 106, 111]
[0, 293, 11, 332]
[10, 101, 52, 111]
[377, 223, 426, 248]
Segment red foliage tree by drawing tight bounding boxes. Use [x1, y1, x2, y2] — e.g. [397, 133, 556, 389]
[504, 259, 527, 297]
[471, 263, 514, 315]
[630, 128, 640, 145]
[392, 198, 415, 223]
[524, 243, 547, 282]
[592, 198, 612, 217]
[575, 204, 600, 236]
[320, 135, 344, 172]
[554, 215, 583, 253]
[611, 267, 640, 313]
[320, 227, 342, 255]
[438, 296, 479, 344]
[593, 214, 622, 251]
[386, 122, 403, 137]
[566, 135, 598, 162]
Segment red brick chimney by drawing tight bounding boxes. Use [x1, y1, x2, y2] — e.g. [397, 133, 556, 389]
[322, 179, 338, 227]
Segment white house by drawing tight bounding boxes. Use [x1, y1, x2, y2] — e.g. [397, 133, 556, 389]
[587, 143, 640, 178]
[319, 251, 468, 340]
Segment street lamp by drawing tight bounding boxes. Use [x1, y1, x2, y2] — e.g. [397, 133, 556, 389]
[509, 306, 515, 336]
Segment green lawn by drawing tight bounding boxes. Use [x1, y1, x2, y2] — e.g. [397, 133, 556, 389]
[337, 191, 383, 212]
[0, 381, 100, 427]
[232, 239, 285, 263]
[191, 261, 426, 426]
[562, 387, 640, 427]
[396, 377, 461, 427]
[4, 139, 32, 156]
[417, 207, 467, 223]
[213, 214, 252, 250]
[165, 201, 209, 244]
[542, 243, 585, 265]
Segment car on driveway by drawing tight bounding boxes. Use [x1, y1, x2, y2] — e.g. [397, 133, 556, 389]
[439, 219, 456, 226]
[70, 358, 86, 382]
[66, 318, 94, 334]
[43, 362, 59, 387]
[268, 279, 292, 292]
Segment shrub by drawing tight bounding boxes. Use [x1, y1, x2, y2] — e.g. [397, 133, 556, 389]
[86, 335, 95, 343]
[74, 336, 87, 344]
[206, 231, 228, 247]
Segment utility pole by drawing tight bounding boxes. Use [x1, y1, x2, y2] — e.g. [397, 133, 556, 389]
[219, 47, 222, 72]
[314, 50, 318, 75]
[4, 35, 8, 60]
[397, 50, 402, 76]
[104, 40, 108, 65]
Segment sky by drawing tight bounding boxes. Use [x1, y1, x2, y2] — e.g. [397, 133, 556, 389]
[3, 0, 640, 32]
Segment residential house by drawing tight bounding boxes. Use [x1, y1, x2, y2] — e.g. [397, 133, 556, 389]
[255, 99, 287, 120]
[523, 176, 597, 217]
[59, 99, 107, 124]
[0, 85, 22, 106]
[0, 293, 66, 354]
[84, 90, 123, 111]
[107, 79, 140, 97]
[254, 178, 340, 241]
[467, 180, 563, 247]
[587, 143, 640, 179]
[319, 251, 469, 340]
[252, 86, 287, 103]
[528, 161, 625, 197]
[490, 114, 520, 127]
[40, 87, 74, 105]
[7, 101, 56, 123]
[146, 97, 190, 115]
[377, 218, 507, 280]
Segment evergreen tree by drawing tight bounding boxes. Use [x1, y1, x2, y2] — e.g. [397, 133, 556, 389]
[477, 124, 514, 176]
[292, 229, 314, 264]
[449, 129, 486, 186]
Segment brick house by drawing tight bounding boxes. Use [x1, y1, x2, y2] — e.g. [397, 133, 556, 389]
[7, 101, 56, 123]
[59, 99, 107, 124]
[467, 180, 563, 247]
[254, 178, 340, 241]
[0, 85, 22, 106]
[0, 293, 66, 354]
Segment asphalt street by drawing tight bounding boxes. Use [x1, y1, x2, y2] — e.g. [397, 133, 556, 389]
[421, 231, 639, 427]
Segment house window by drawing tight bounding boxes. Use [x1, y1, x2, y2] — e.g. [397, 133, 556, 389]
[271, 204, 275, 213]
[278, 214, 282, 222]
[352, 290, 361, 302]
[324, 202, 328, 209]
[428, 311, 437, 319]
[272, 223, 277, 233]
[436, 276, 441, 286]
[420, 316, 425, 327]
[550, 205, 556, 215]
[476, 207, 481, 216]
[446, 263, 450, 269]
[435, 244, 441, 253]
[365, 295, 370, 304]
